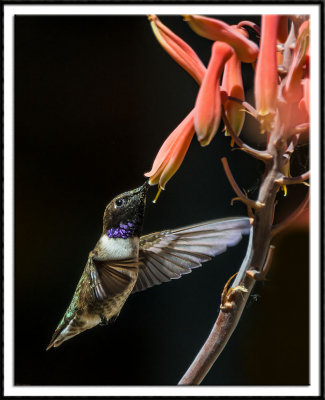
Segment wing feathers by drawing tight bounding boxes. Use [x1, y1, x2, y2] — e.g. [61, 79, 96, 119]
[146, 260, 171, 283]
[132, 217, 251, 293]
[172, 218, 250, 234]
[165, 246, 211, 264]
[146, 252, 183, 277]
[89, 259, 136, 301]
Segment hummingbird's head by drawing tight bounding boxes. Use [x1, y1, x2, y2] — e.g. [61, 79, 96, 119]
[102, 181, 149, 238]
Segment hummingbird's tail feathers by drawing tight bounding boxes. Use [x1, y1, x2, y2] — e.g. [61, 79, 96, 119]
[46, 324, 67, 350]
[134, 217, 251, 293]
[46, 316, 89, 350]
[46, 319, 73, 350]
[46, 333, 63, 351]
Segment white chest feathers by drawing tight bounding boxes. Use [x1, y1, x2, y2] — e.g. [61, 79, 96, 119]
[94, 235, 139, 261]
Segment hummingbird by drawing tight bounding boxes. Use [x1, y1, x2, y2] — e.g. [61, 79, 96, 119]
[46, 182, 251, 350]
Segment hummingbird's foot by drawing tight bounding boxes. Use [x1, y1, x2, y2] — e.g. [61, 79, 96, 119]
[99, 315, 109, 326]
[219, 272, 248, 312]
[220, 285, 248, 311]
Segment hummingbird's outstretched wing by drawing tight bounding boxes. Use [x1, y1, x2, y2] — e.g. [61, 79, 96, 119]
[133, 217, 251, 293]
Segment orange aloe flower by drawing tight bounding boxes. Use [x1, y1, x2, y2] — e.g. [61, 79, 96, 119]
[277, 16, 289, 43]
[184, 14, 259, 63]
[222, 26, 247, 141]
[278, 98, 308, 139]
[300, 77, 309, 117]
[144, 110, 195, 199]
[276, 16, 289, 66]
[148, 15, 206, 85]
[254, 15, 280, 133]
[300, 43, 310, 117]
[194, 42, 234, 146]
[282, 20, 309, 103]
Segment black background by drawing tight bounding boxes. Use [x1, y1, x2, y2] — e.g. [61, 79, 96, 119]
[14, 14, 309, 386]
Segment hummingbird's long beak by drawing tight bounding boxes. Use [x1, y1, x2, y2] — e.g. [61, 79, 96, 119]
[129, 181, 149, 204]
[137, 180, 150, 194]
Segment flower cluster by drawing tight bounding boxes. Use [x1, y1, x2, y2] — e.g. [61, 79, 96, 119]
[145, 15, 310, 197]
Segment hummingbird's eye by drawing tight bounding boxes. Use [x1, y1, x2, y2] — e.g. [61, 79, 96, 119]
[115, 198, 125, 208]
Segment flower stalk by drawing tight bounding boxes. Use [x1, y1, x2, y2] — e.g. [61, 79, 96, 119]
[145, 14, 310, 385]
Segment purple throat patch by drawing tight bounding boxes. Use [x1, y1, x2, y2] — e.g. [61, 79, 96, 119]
[107, 221, 135, 239]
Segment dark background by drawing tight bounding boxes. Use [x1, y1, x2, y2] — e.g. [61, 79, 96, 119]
[15, 15, 309, 386]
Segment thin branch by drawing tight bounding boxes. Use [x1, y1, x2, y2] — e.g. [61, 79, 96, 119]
[179, 121, 288, 385]
[178, 308, 250, 384]
[285, 134, 300, 156]
[221, 157, 265, 210]
[246, 245, 275, 280]
[221, 106, 272, 162]
[275, 170, 310, 185]
[271, 190, 309, 237]
[241, 188, 255, 220]
[178, 232, 256, 385]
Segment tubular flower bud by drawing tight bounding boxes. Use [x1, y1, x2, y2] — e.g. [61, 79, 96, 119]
[222, 27, 246, 141]
[276, 17, 289, 67]
[303, 44, 310, 116]
[300, 77, 309, 117]
[254, 15, 280, 133]
[277, 16, 289, 43]
[144, 110, 195, 194]
[282, 20, 309, 103]
[298, 41, 309, 118]
[194, 42, 234, 146]
[148, 15, 206, 85]
[184, 14, 259, 63]
[278, 96, 308, 139]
